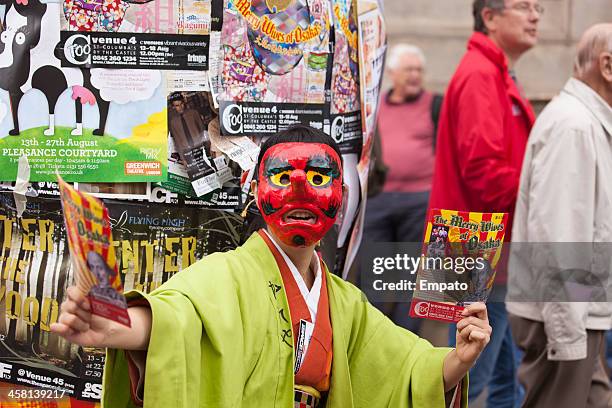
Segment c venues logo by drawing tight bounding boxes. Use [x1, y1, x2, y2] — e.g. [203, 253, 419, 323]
[64, 34, 91, 65]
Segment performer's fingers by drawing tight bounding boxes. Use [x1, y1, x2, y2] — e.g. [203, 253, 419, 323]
[59, 312, 90, 333]
[461, 302, 487, 320]
[468, 329, 490, 345]
[458, 324, 490, 344]
[50, 323, 75, 338]
[61, 299, 92, 323]
[457, 316, 491, 331]
[66, 286, 91, 310]
[457, 324, 473, 342]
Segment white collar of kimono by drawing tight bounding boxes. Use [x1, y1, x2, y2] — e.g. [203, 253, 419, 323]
[263, 229, 322, 325]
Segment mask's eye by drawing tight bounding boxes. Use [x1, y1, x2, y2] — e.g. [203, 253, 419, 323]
[15, 32, 25, 45]
[269, 170, 292, 187]
[306, 170, 331, 187]
[1, 31, 9, 44]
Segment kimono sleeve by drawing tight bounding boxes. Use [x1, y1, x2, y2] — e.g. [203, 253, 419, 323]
[102, 288, 202, 408]
[353, 303, 467, 407]
[328, 277, 468, 408]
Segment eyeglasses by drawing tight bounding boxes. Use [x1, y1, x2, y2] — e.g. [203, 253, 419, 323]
[401, 66, 424, 73]
[506, 1, 545, 15]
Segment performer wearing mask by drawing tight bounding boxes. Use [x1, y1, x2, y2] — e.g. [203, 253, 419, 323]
[52, 125, 491, 408]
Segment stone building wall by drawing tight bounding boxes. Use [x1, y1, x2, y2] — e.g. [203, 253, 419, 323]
[384, 0, 612, 104]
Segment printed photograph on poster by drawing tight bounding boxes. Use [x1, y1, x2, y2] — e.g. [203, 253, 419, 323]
[58, 0, 212, 70]
[167, 90, 242, 197]
[58, 177, 130, 327]
[74, 182, 151, 199]
[159, 133, 243, 209]
[0, 193, 243, 401]
[0, 0, 168, 182]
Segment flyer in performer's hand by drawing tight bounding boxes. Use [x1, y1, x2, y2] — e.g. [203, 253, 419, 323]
[58, 176, 131, 327]
[409, 209, 508, 323]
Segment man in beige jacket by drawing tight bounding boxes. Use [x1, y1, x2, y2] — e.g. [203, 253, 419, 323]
[507, 23, 612, 407]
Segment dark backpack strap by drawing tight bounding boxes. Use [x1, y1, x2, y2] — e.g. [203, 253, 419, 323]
[367, 124, 388, 198]
[431, 93, 443, 151]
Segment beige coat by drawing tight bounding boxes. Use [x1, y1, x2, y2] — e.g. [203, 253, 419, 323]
[507, 77, 612, 361]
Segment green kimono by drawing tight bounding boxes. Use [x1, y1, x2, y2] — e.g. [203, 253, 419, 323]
[103, 232, 467, 407]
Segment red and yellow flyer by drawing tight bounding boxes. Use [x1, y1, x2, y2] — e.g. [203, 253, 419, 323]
[409, 209, 508, 323]
[58, 176, 130, 327]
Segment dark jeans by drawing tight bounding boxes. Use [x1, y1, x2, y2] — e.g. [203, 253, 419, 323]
[607, 330, 612, 380]
[363, 191, 429, 332]
[449, 299, 523, 408]
[363, 191, 429, 243]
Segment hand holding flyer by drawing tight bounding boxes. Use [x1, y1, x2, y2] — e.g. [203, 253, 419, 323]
[58, 176, 131, 327]
[409, 209, 508, 323]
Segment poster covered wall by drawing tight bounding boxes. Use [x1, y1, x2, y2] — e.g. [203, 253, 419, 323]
[0, 192, 242, 401]
[0, 0, 168, 182]
[0, 0, 386, 402]
[209, 0, 373, 279]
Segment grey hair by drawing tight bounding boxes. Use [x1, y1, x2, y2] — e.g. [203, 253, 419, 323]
[473, 0, 505, 34]
[574, 23, 612, 78]
[386, 44, 426, 70]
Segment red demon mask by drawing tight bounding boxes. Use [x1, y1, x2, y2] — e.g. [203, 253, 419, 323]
[257, 142, 343, 247]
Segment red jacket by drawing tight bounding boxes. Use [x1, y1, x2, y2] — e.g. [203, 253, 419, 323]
[429, 32, 535, 242]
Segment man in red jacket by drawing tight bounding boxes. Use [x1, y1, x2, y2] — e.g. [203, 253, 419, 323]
[429, 0, 540, 406]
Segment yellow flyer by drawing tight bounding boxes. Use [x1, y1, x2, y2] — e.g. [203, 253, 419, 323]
[58, 176, 130, 327]
[409, 209, 508, 323]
